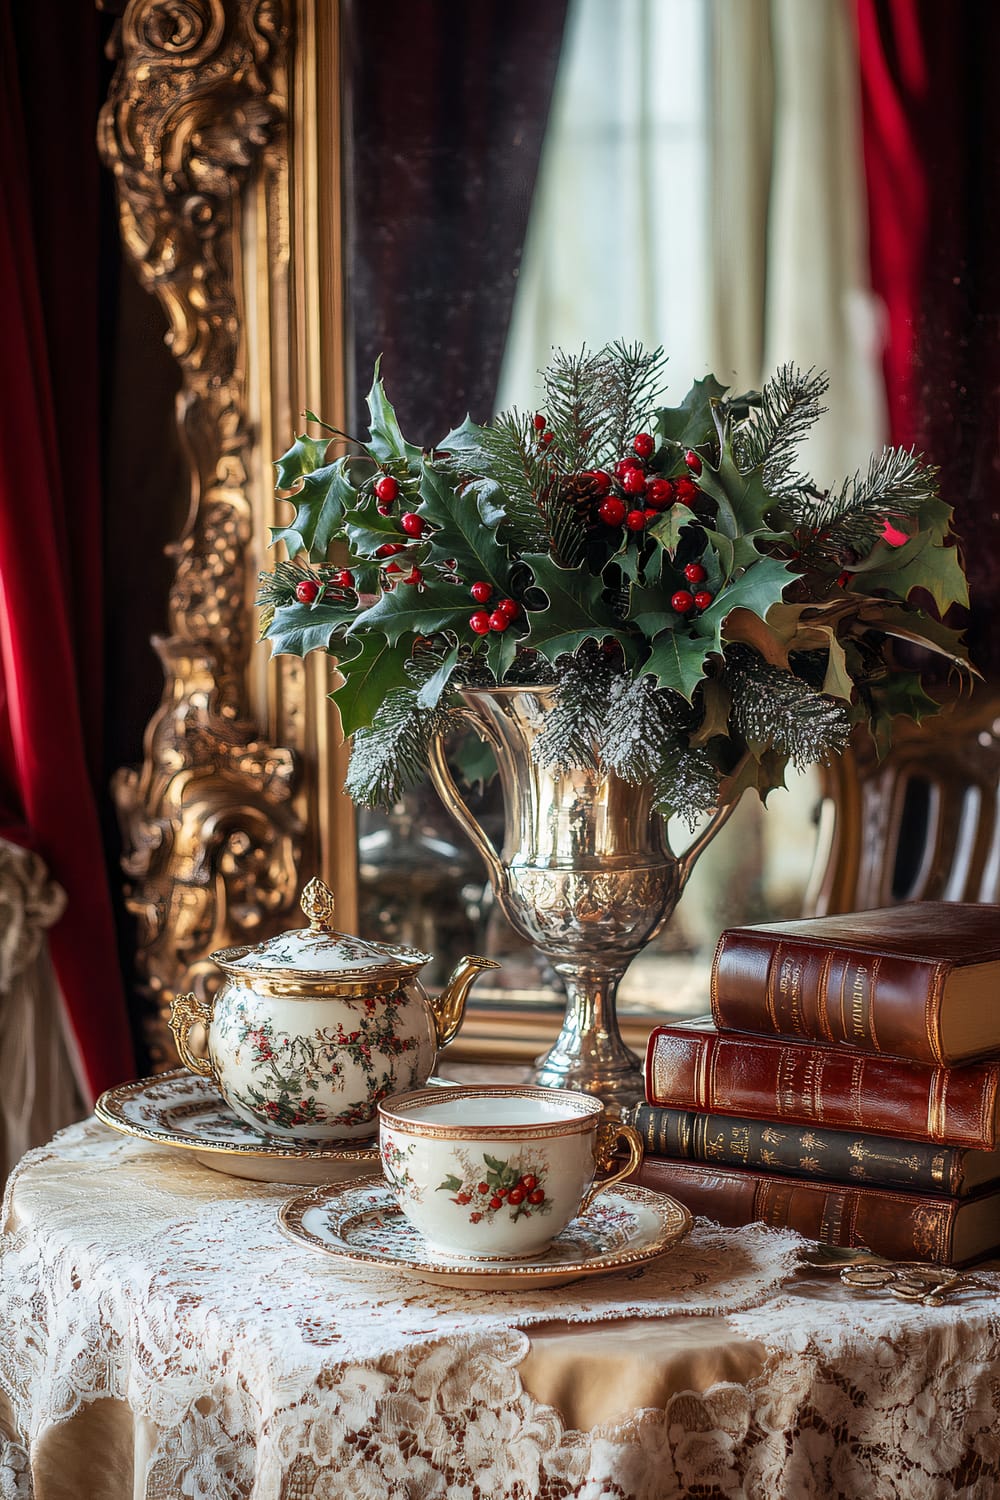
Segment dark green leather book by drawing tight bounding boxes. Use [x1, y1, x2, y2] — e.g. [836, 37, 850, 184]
[623, 1103, 1000, 1197]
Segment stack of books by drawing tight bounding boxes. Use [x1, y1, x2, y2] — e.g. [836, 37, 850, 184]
[626, 902, 1000, 1264]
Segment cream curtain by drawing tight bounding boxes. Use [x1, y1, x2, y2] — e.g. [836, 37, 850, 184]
[708, 0, 888, 480]
[0, 839, 84, 1180]
[495, 0, 711, 411]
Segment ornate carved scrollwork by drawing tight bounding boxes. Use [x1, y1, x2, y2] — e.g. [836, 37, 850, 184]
[99, 0, 301, 1064]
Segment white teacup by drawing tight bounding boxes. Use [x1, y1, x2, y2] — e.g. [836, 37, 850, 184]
[378, 1085, 643, 1261]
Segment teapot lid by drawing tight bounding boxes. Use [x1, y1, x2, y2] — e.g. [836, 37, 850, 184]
[214, 878, 432, 979]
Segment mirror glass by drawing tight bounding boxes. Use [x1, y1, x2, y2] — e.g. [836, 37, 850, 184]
[344, 0, 826, 1033]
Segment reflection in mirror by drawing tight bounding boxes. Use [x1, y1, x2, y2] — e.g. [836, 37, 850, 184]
[344, 0, 869, 1051]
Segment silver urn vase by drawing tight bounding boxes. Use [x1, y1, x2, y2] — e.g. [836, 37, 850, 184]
[428, 686, 735, 1108]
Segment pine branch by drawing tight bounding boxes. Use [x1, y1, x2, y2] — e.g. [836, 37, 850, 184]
[531, 650, 621, 770]
[733, 364, 829, 498]
[441, 412, 552, 553]
[344, 688, 447, 807]
[598, 342, 670, 459]
[256, 560, 322, 635]
[791, 447, 938, 563]
[652, 750, 721, 829]
[599, 675, 686, 783]
[724, 646, 850, 767]
[541, 347, 615, 471]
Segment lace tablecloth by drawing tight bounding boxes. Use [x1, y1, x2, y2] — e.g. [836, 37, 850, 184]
[2, 1119, 1000, 1498]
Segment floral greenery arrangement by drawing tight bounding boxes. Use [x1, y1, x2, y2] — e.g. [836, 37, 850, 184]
[258, 344, 972, 823]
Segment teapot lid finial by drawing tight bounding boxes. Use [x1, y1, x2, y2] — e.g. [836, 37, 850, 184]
[301, 877, 336, 932]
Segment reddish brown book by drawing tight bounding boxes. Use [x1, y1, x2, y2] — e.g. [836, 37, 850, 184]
[710, 902, 1000, 1065]
[635, 1157, 1000, 1265]
[644, 1021, 1000, 1149]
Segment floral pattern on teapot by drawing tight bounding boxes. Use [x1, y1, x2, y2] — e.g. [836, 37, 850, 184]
[216, 992, 422, 1132]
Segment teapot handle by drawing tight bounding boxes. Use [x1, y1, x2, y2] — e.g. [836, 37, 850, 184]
[427, 707, 506, 893]
[169, 993, 218, 1080]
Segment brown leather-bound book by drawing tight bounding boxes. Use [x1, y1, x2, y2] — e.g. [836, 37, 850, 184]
[710, 901, 1000, 1065]
[644, 1021, 1000, 1149]
[635, 1157, 1000, 1265]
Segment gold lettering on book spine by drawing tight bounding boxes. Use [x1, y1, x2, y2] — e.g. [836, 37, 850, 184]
[99, 1, 301, 1063]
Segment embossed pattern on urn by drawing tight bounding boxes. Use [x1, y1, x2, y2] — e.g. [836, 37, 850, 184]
[428, 687, 734, 1107]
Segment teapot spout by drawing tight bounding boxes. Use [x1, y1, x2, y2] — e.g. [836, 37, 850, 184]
[431, 955, 501, 1049]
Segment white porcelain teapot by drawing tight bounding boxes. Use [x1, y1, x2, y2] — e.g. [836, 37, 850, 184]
[169, 878, 499, 1143]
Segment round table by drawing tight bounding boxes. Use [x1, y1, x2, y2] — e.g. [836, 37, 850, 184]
[2, 1118, 1000, 1499]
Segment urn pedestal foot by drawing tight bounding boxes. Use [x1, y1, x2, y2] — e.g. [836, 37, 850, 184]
[529, 961, 645, 1111]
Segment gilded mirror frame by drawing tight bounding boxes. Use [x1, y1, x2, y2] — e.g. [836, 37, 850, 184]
[100, 0, 356, 1064]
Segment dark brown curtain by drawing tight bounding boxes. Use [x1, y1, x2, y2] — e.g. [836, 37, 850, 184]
[343, 0, 569, 445]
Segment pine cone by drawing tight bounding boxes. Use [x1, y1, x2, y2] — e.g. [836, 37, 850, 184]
[554, 471, 603, 533]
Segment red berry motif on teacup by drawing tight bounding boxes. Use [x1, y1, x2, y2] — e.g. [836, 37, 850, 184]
[437, 1153, 552, 1224]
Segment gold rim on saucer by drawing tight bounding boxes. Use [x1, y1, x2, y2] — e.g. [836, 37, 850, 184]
[277, 1174, 692, 1289]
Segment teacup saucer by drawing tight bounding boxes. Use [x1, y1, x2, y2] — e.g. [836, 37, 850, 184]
[95, 1071, 383, 1185]
[277, 1174, 692, 1288]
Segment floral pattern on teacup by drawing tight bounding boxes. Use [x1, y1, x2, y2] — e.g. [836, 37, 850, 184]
[215, 994, 421, 1130]
[436, 1150, 552, 1225]
[381, 1138, 424, 1203]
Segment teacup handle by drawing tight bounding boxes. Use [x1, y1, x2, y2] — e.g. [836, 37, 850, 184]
[169, 993, 218, 1080]
[579, 1118, 644, 1215]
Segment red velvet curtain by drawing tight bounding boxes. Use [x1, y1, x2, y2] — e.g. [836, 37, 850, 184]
[856, 0, 1000, 675]
[0, 1, 134, 1100]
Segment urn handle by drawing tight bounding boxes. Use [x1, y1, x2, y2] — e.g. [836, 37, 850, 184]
[427, 707, 506, 893]
[169, 993, 217, 1080]
[578, 1118, 644, 1216]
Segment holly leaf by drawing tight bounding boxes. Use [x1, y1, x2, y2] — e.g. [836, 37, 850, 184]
[850, 603, 976, 672]
[523, 554, 634, 662]
[820, 633, 853, 700]
[365, 363, 423, 464]
[416, 645, 461, 710]
[611, 544, 648, 585]
[332, 633, 414, 737]
[690, 676, 732, 745]
[855, 535, 969, 612]
[265, 598, 357, 658]
[438, 1174, 463, 1193]
[643, 629, 718, 701]
[650, 503, 700, 558]
[716, 748, 789, 806]
[270, 458, 355, 560]
[417, 461, 513, 590]
[437, 414, 486, 454]
[721, 606, 794, 668]
[485, 628, 519, 682]
[696, 428, 779, 542]
[343, 504, 410, 558]
[274, 433, 330, 492]
[693, 555, 795, 642]
[349, 581, 473, 645]
[866, 674, 943, 759]
[656, 376, 729, 451]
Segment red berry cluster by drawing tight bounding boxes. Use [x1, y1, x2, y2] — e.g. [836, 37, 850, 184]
[671, 562, 713, 614]
[533, 413, 555, 449]
[294, 570, 358, 605]
[374, 472, 400, 515]
[581, 435, 706, 536]
[468, 582, 519, 635]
